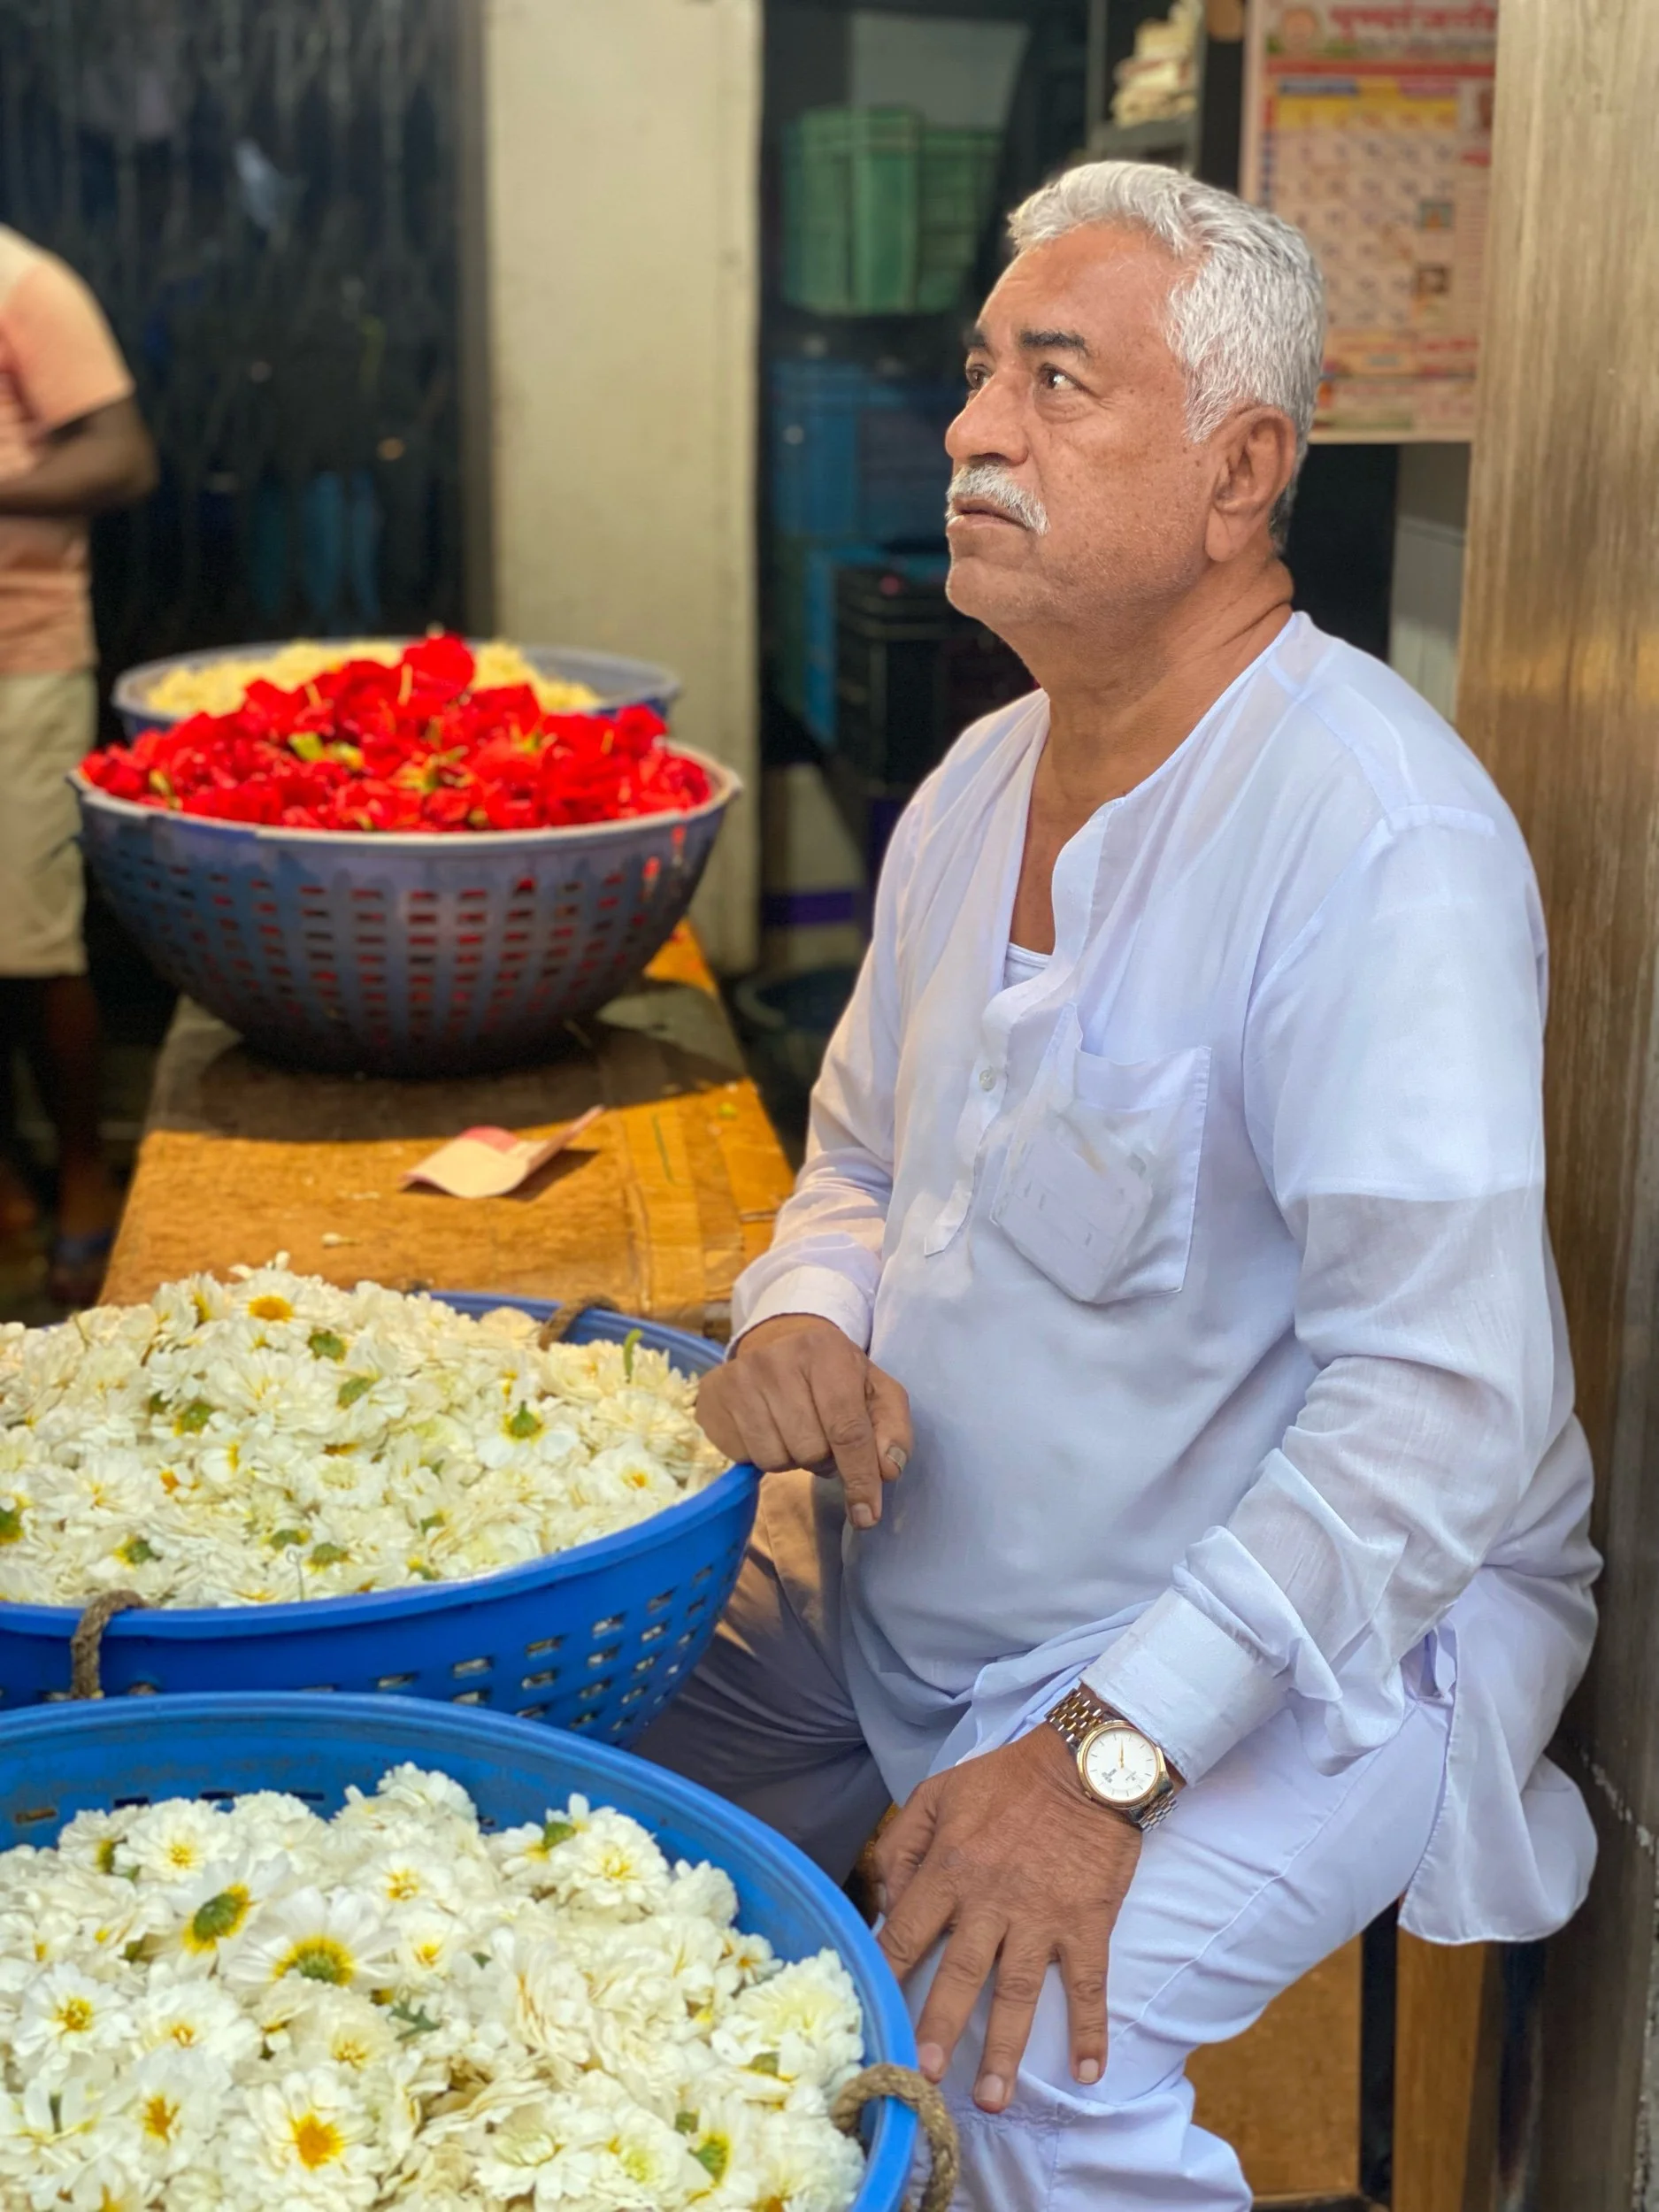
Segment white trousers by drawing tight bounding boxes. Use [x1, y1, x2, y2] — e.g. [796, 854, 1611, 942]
[641, 1471, 1454, 2212]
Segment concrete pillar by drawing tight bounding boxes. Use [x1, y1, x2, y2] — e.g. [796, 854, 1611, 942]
[471, 0, 762, 973]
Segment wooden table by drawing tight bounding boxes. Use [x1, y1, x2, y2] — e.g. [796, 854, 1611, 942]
[104, 926, 795, 1329]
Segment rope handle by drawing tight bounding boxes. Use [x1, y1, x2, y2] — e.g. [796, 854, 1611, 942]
[70, 1590, 148, 1700]
[535, 1297, 619, 1348]
[832, 2063, 960, 2212]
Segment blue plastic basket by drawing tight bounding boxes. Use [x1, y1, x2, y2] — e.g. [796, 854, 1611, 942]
[71, 746, 738, 1078]
[771, 359, 958, 546]
[0, 1302, 759, 1742]
[0, 1694, 918, 2211]
[111, 639, 683, 743]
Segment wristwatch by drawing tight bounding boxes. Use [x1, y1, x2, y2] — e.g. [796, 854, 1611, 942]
[1046, 1683, 1178, 1832]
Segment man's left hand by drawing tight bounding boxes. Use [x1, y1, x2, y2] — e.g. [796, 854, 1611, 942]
[872, 1724, 1141, 2111]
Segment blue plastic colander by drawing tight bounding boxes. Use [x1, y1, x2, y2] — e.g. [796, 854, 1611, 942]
[71, 744, 739, 1079]
[111, 639, 683, 741]
[0, 1301, 759, 1740]
[0, 1694, 918, 2211]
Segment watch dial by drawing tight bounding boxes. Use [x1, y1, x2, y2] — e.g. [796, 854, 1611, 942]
[1082, 1726, 1160, 1806]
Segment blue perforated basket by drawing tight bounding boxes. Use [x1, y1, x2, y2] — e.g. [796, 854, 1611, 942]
[0, 1302, 759, 1740]
[0, 1694, 918, 2211]
[71, 743, 738, 1078]
[111, 638, 683, 741]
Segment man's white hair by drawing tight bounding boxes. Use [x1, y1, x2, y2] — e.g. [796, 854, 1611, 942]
[1007, 162, 1325, 540]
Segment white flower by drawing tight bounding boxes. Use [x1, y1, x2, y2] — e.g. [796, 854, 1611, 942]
[122, 1798, 235, 1888]
[713, 1953, 865, 2092]
[224, 1886, 396, 1996]
[13, 1962, 133, 2079]
[0, 1770, 869, 2212]
[536, 1808, 674, 1919]
[0, 1266, 727, 1611]
[109, 2044, 221, 2179]
[233, 2063, 382, 2207]
[134, 1971, 261, 2071]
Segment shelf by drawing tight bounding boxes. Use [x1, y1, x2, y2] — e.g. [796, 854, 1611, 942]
[1087, 113, 1200, 159]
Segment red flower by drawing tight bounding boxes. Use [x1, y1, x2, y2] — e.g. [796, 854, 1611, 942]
[81, 640, 709, 835]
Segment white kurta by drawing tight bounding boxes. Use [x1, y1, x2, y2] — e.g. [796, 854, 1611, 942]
[734, 614, 1598, 1944]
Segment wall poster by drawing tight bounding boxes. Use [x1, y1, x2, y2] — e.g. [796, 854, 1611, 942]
[1242, 3, 1497, 440]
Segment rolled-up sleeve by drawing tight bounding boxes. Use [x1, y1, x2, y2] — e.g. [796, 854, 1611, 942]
[1086, 809, 1557, 1783]
[732, 807, 920, 1350]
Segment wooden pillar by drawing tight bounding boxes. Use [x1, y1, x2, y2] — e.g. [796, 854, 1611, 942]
[1448, 1, 1659, 2203]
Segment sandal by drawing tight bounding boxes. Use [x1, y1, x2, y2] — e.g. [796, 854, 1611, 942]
[47, 1225, 115, 1310]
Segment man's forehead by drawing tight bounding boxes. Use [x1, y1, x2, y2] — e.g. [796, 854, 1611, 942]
[972, 225, 1179, 355]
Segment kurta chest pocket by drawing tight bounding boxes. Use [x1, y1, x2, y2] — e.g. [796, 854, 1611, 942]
[990, 1028, 1211, 1304]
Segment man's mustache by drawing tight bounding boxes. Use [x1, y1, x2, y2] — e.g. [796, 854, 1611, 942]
[947, 465, 1050, 536]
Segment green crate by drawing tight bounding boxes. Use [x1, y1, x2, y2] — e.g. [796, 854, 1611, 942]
[916, 126, 1002, 313]
[782, 107, 923, 315]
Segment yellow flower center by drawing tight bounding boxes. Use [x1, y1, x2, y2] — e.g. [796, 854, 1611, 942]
[142, 2093, 180, 2143]
[95, 1839, 119, 1875]
[384, 1869, 420, 1901]
[277, 1935, 354, 1986]
[413, 1939, 443, 1968]
[248, 1294, 294, 1323]
[292, 2113, 345, 2170]
[333, 2032, 373, 2069]
[56, 1996, 94, 2033]
[170, 2022, 199, 2047]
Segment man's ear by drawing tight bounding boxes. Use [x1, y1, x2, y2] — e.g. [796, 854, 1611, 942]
[1203, 407, 1299, 560]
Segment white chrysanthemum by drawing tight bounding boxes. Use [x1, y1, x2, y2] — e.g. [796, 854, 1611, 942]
[535, 1808, 674, 1919]
[0, 1770, 868, 2212]
[122, 1798, 235, 1887]
[108, 2044, 222, 2181]
[13, 1961, 133, 2078]
[471, 2090, 610, 2206]
[0, 1265, 726, 1610]
[233, 2064, 381, 2207]
[713, 1953, 865, 2092]
[134, 1972, 262, 2071]
[223, 1886, 396, 1996]
[167, 1855, 288, 1968]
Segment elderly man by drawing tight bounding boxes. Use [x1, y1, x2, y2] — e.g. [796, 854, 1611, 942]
[643, 163, 1598, 2208]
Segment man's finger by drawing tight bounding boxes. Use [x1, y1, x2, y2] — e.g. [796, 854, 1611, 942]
[1058, 1926, 1111, 2087]
[911, 1913, 1006, 2085]
[974, 1939, 1055, 2110]
[809, 1356, 887, 1529]
[875, 1865, 956, 1993]
[870, 1783, 938, 1916]
[762, 1366, 834, 1473]
[695, 1372, 795, 1472]
[866, 1363, 914, 1483]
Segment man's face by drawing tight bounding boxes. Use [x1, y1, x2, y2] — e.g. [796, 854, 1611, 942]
[944, 225, 1217, 646]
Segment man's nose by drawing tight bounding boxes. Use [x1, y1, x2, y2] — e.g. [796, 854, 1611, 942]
[945, 380, 1026, 468]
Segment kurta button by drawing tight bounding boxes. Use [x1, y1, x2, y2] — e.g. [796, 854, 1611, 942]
[979, 1066, 998, 1091]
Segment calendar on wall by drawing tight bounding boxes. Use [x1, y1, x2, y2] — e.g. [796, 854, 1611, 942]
[1242, 3, 1497, 440]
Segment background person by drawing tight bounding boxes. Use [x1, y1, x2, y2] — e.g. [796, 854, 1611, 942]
[0, 224, 157, 1307]
[643, 163, 1598, 2210]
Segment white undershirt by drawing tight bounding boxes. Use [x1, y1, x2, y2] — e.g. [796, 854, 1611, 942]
[1002, 941, 1048, 992]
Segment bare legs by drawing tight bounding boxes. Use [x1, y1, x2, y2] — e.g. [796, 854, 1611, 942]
[0, 974, 119, 1302]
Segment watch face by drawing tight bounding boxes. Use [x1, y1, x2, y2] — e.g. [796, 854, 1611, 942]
[1081, 1725, 1161, 1808]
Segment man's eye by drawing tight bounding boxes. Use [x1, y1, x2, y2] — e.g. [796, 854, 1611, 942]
[1039, 364, 1075, 391]
[964, 362, 990, 391]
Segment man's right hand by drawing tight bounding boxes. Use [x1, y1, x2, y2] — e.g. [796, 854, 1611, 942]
[695, 1315, 913, 1530]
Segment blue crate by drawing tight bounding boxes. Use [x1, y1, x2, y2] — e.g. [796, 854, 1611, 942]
[0, 1300, 759, 1747]
[0, 1694, 918, 2212]
[771, 359, 958, 545]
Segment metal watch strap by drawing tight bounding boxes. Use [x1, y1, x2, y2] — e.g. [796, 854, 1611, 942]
[1047, 1684, 1178, 1832]
[1048, 1681, 1117, 1755]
